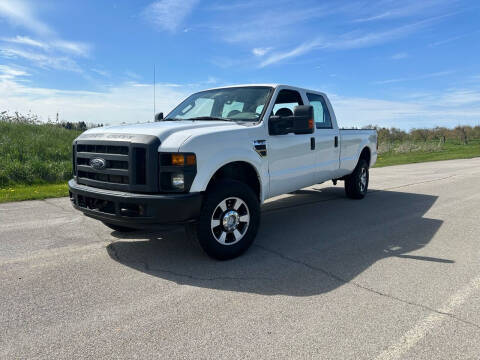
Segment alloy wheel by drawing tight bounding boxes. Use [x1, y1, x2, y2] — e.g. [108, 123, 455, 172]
[210, 197, 250, 245]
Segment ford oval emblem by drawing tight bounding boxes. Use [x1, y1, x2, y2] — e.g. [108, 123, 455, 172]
[90, 158, 106, 170]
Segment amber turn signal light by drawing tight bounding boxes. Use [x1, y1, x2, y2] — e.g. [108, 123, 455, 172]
[171, 154, 184, 165]
[171, 153, 196, 166]
[185, 154, 196, 166]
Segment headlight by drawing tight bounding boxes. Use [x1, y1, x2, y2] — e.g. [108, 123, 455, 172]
[171, 173, 185, 189]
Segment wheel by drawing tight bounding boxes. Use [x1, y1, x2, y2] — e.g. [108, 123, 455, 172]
[102, 222, 137, 233]
[345, 159, 369, 199]
[196, 180, 260, 260]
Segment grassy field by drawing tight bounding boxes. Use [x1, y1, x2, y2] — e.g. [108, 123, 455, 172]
[0, 120, 479, 204]
[0, 121, 81, 187]
[0, 121, 79, 204]
[375, 139, 480, 167]
[0, 183, 69, 204]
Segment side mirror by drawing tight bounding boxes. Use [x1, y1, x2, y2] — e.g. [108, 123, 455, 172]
[268, 105, 314, 135]
[292, 105, 314, 134]
[154, 112, 164, 122]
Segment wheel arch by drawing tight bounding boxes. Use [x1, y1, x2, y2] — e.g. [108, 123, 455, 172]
[205, 161, 262, 201]
[359, 146, 371, 167]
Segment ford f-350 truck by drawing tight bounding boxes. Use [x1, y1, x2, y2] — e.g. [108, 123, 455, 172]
[69, 84, 377, 259]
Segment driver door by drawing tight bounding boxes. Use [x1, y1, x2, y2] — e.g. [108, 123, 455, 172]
[267, 89, 317, 197]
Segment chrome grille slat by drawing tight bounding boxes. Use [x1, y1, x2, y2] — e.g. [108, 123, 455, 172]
[76, 177, 130, 191]
[76, 152, 128, 161]
[76, 165, 129, 176]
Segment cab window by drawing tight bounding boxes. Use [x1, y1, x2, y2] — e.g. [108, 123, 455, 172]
[272, 89, 303, 117]
[306, 93, 332, 129]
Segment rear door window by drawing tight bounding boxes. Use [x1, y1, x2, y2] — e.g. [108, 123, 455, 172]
[306, 93, 332, 129]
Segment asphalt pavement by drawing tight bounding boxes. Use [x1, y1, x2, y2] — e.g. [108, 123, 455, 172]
[1, 158, 480, 359]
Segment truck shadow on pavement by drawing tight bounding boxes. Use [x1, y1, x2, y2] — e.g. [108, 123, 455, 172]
[107, 187, 450, 296]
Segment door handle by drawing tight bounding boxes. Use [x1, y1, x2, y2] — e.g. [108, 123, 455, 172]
[310, 137, 315, 150]
[334, 136, 338, 148]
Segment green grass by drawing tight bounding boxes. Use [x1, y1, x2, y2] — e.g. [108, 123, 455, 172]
[375, 139, 480, 167]
[0, 183, 69, 204]
[0, 121, 81, 187]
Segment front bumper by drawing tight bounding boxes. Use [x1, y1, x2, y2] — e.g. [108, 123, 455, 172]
[68, 179, 203, 229]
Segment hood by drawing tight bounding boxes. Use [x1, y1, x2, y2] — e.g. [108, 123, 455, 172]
[80, 120, 243, 143]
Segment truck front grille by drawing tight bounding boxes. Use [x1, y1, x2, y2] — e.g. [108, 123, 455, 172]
[73, 134, 160, 193]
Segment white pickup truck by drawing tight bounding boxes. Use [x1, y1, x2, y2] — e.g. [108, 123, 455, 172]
[69, 84, 377, 259]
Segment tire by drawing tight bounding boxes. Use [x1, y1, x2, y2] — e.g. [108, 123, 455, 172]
[196, 180, 260, 260]
[102, 222, 137, 233]
[345, 159, 369, 199]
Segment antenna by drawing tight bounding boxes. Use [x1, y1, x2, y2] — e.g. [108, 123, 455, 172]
[153, 64, 156, 120]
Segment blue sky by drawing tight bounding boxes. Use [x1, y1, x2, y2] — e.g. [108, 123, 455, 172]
[0, 0, 479, 129]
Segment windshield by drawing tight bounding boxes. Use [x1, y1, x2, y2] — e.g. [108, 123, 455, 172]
[165, 86, 273, 122]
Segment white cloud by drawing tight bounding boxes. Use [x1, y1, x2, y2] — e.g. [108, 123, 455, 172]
[218, 4, 335, 44]
[252, 47, 272, 57]
[260, 41, 320, 67]
[209, 0, 260, 12]
[2, 36, 91, 57]
[1, 48, 82, 72]
[442, 89, 480, 105]
[1, 35, 48, 49]
[373, 70, 454, 85]
[91, 68, 110, 77]
[0, 0, 52, 35]
[0, 1, 91, 73]
[144, 0, 199, 32]
[0, 64, 29, 79]
[353, 0, 454, 23]
[259, 19, 430, 67]
[207, 0, 459, 69]
[124, 70, 141, 80]
[50, 40, 91, 57]
[428, 30, 480, 47]
[391, 52, 409, 60]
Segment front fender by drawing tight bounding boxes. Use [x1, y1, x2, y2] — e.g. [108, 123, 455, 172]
[189, 148, 269, 203]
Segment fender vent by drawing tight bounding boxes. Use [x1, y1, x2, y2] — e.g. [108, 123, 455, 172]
[254, 140, 267, 157]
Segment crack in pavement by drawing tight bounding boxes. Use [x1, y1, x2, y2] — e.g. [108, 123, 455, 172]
[379, 175, 458, 192]
[41, 198, 72, 212]
[255, 244, 480, 331]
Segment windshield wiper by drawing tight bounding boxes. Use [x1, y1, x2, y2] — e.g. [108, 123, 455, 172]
[185, 116, 233, 122]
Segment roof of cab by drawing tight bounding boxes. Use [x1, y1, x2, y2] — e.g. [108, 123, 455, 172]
[203, 83, 325, 96]
[204, 83, 280, 91]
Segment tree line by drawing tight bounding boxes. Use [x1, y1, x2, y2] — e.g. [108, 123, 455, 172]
[362, 125, 480, 145]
